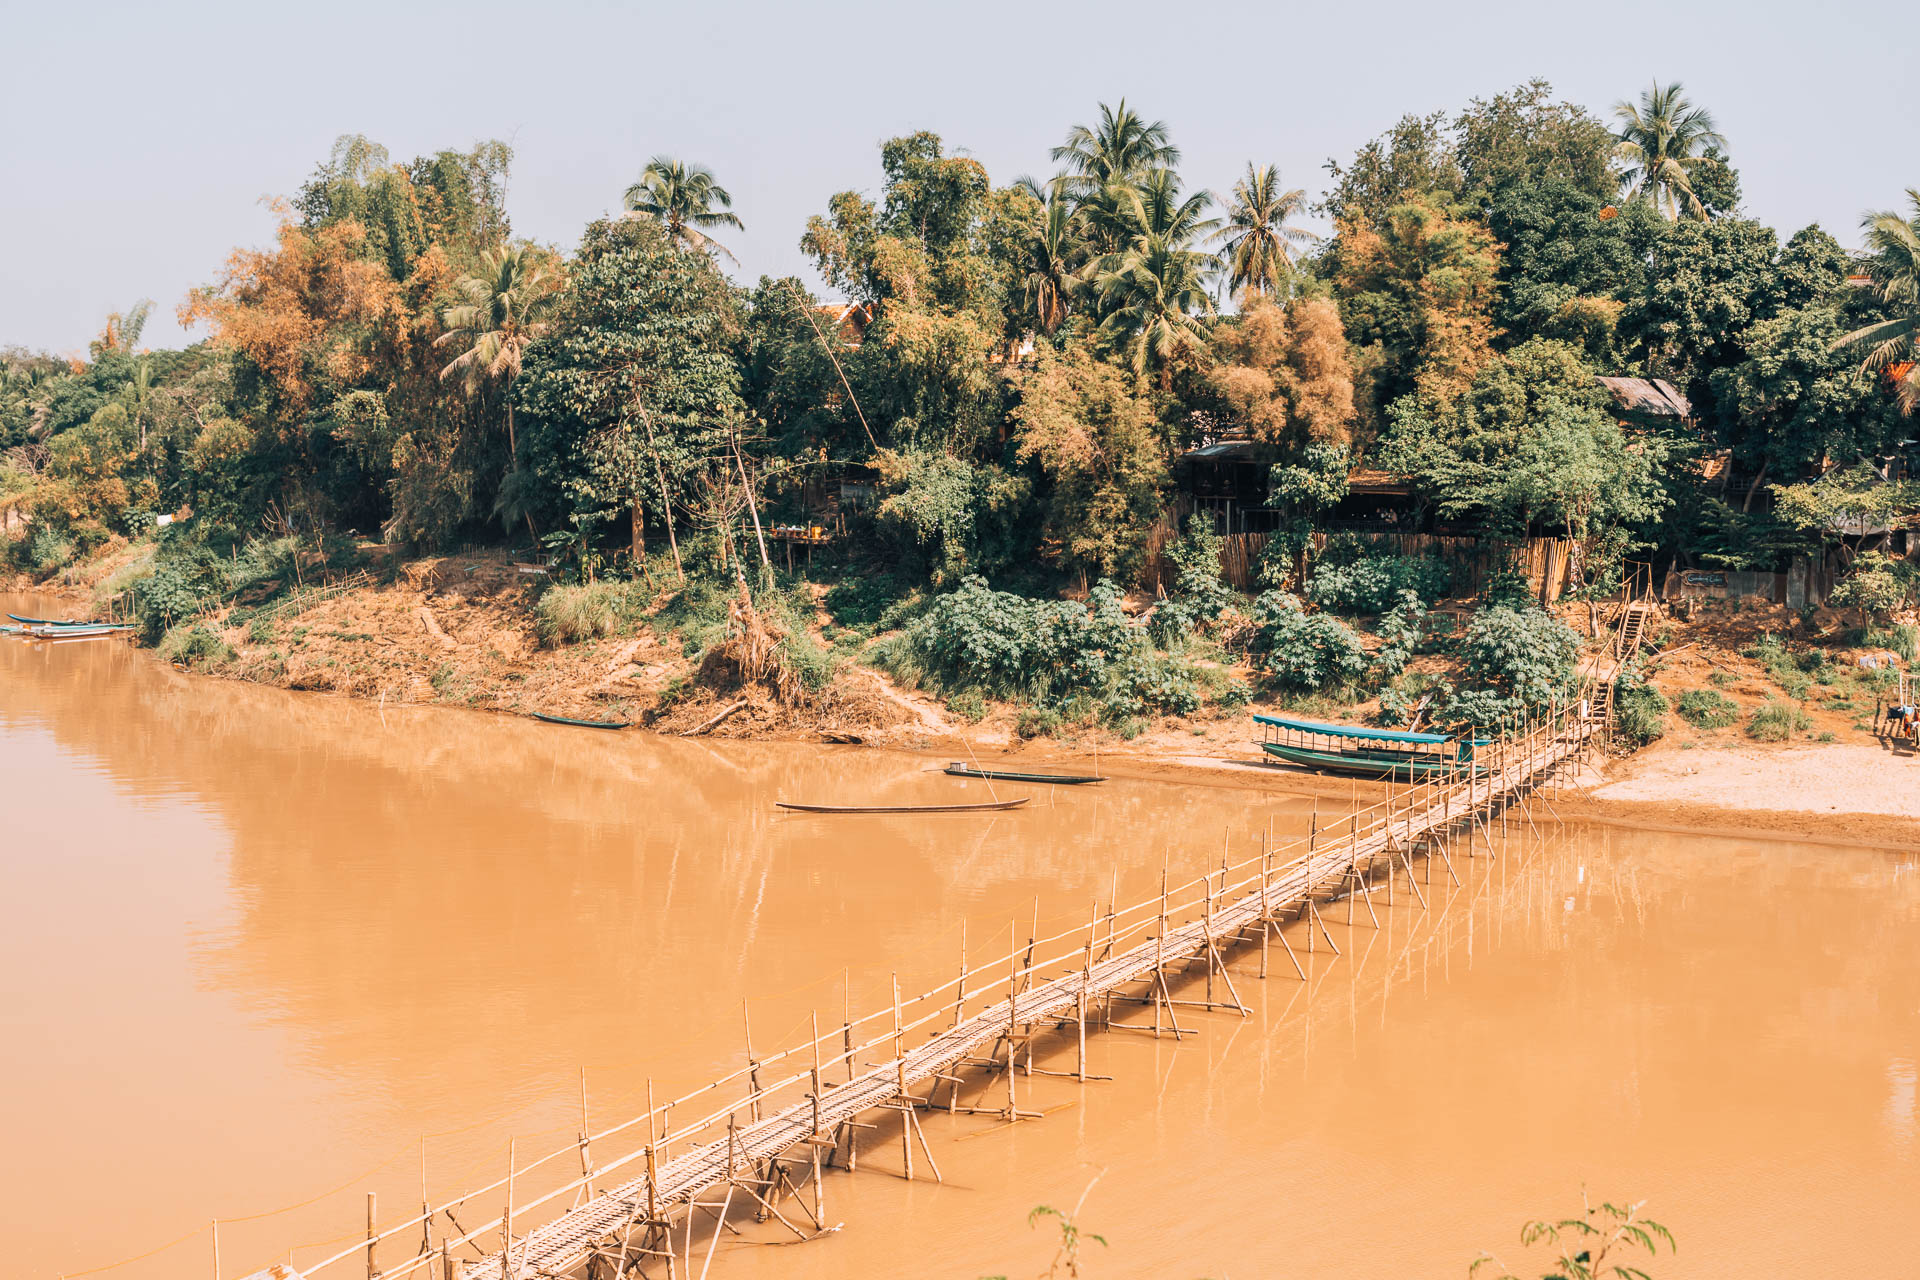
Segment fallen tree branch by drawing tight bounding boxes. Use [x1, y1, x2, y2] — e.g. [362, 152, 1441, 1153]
[682, 699, 748, 737]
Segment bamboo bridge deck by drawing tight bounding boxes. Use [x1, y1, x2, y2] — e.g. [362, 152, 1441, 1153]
[244, 701, 1597, 1280]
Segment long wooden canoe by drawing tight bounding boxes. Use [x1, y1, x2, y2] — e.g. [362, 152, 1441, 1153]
[11, 623, 133, 639]
[776, 797, 1030, 814]
[531, 712, 630, 730]
[8, 613, 87, 626]
[943, 763, 1104, 785]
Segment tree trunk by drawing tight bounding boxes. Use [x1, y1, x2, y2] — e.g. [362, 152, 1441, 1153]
[631, 502, 645, 563]
[732, 430, 772, 577]
[1741, 461, 1769, 513]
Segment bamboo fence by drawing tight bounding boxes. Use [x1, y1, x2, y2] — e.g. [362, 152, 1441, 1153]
[240, 707, 1597, 1280]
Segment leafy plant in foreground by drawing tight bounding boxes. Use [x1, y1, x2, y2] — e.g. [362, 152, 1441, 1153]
[1472, 1195, 1673, 1280]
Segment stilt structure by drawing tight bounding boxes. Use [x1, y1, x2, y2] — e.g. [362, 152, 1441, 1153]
[239, 708, 1593, 1280]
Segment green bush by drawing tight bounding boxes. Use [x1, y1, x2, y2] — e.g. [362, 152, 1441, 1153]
[1370, 590, 1427, 680]
[1613, 674, 1668, 747]
[1306, 553, 1453, 615]
[1747, 698, 1811, 741]
[1457, 603, 1579, 709]
[1376, 685, 1416, 726]
[535, 580, 644, 646]
[26, 526, 75, 574]
[1677, 688, 1740, 729]
[900, 575, 1202, 723]
[1250, 593, 1371, 692]
[1150, 517, 1238, 645]
[158, 622, 233, 670]
[1859, 623, 1920, 662]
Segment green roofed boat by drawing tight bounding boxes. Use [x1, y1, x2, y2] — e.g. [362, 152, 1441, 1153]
[1254, 713, 1485, 782]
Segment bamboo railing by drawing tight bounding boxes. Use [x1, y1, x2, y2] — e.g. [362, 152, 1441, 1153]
[244, 708, 1593, 1280]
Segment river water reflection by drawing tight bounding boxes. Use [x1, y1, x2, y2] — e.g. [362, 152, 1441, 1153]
[2, 593, 1915, 1279]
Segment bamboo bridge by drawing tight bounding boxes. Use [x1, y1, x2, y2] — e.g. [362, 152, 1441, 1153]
[242, 703, 1597, 1280]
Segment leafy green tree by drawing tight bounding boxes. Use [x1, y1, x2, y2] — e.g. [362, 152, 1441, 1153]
[1380, 338, 1667, 551]
[1713, 300, 1906, 480]
[1454, 79, 1620, 208]
[1320, 109, 1460, 227]
[1617, 216, 1808, 410]
[518, 219, 747, 565]
[622, 157, 745, 262]
[1212, 163, 1316, 300]
[1487, 178, 1666, 360]
[1450, 602, 1580, 726]
[1612, 81, 1728, 220]
[1834, 190, 1920, 415]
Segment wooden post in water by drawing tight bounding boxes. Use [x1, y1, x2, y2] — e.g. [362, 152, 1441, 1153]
[577, 1071, 595, 1201]
[500, 1141, 515, 1280]
[1006, 920, 1021, 1118]
[954, 920, 968, 1029]
[366, 1192, 378, 1280]
[892, 973, 911, 1180]
[808, 1013, 826, 1225]
[212, 1220, 220, 1280]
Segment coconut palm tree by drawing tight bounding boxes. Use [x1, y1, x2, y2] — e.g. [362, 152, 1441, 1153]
[1835, 191, 1920, 415]
[1020, 181, 1082, 334]
[622, 157, 745, 262]
[1051, 100, 1180, 194]
[435, 244, 558, 464]
[1612, 81, 1728, 220]
[1089, 173, 1218, 386]
[1211, 164, 1318, 302]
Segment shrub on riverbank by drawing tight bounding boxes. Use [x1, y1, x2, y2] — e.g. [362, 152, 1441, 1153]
[1747, 698, 1811, 741]
[534, 580, 647, 645]
[1677, 688, 1739, 728]
[885, 575, 1209, 727]
[158, 621, 232, 670]
[1306, 550, 1453, 616]
[1612, 672, 1668, 746]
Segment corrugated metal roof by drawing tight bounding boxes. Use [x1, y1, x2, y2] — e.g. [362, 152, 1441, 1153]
[1597, 376, 1692, 418]
[1182, 440, 1260, 461]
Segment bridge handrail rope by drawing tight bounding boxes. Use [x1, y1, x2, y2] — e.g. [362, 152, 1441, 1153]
[234, 707, 1588, 1280]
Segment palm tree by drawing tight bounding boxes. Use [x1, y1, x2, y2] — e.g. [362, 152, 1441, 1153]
[1089, 173, 1218, 386]
[1020, 182, 1082, 334]
[1612, 81, 1728, 220]
[1211, 164, 1318, 301]
[622, 157, 745, 262]
[1835, 191, 1920, 415]
[435, 244, 558, 464]
[1052, 100, 1180, 193]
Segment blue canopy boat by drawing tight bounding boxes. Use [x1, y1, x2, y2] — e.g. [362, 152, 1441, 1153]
[1254, 713, 1485, 781]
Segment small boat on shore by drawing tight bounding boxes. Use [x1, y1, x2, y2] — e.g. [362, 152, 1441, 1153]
[4, 622, 133, 639]
[1254, 713, 1485, 782]
[943, 762, 1104, 785]
[776, 797, 1029, 814]
[8, 613, 94, 626]
[531, 712, 630, 730]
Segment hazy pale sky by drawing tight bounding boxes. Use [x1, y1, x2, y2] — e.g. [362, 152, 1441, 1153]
[2, 0, 1909, 354]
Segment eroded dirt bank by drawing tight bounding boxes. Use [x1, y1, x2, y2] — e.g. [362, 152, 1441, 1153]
[14, 546, 1917, 847]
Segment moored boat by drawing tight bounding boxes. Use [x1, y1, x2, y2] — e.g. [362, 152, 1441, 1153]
[776, 797, 1029, 814]
[943, 762, 1104, 785]
[1254, 713, 1484, 781]
[531, 712, 629, 729]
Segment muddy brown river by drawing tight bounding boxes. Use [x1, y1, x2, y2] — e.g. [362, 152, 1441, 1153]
[3, 592, 1916, 1279]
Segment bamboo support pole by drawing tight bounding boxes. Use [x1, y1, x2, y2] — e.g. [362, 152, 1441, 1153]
[368, 1193, 379, 1280]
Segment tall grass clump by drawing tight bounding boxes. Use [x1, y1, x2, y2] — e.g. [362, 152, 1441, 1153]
[535, 580, 646, 645]
[1859, 623, 1919, 662]
[1746, 698, 1811, 741]
[1676, 688, 1739, 729]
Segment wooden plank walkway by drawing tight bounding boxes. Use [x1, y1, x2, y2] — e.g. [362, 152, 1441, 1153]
[255, 710, 1594, 1280]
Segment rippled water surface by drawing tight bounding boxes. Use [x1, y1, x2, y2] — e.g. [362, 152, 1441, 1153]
[3, 592, 1915, 1279]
